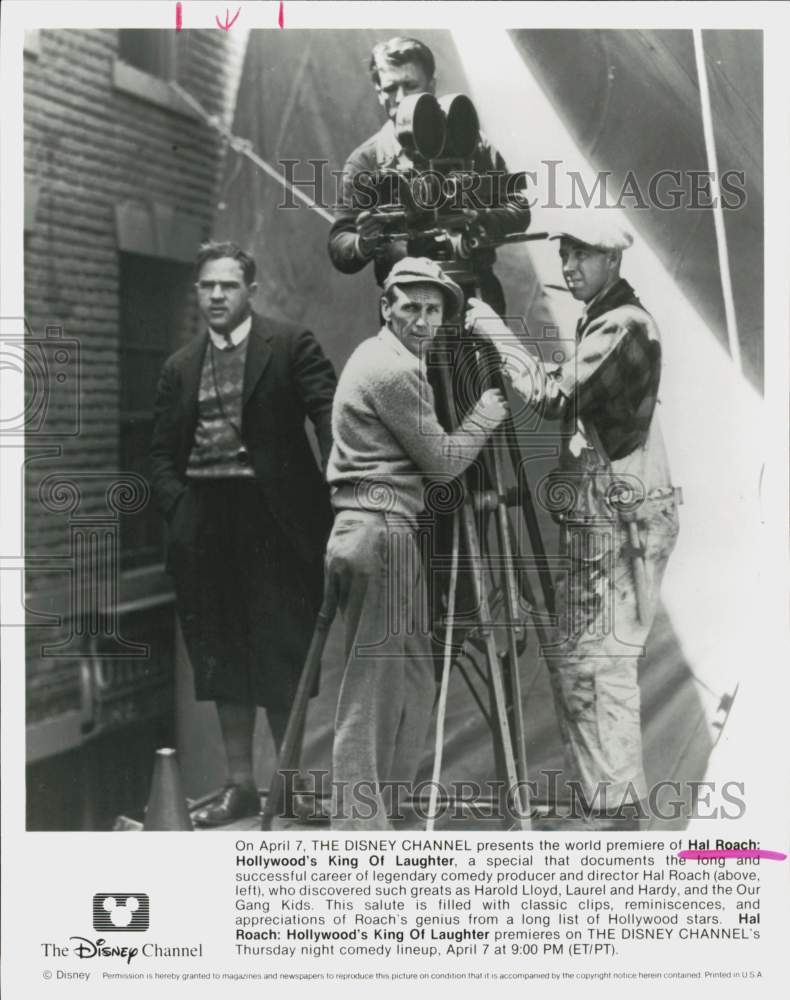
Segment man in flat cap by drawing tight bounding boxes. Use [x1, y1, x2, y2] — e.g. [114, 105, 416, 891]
[325, 257, 509, 830]
[466, 212, 680, 829]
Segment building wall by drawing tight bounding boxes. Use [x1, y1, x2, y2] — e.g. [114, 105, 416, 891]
[23, 28, 245, 828]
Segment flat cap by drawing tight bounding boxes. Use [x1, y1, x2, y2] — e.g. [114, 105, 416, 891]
[383, 257, 465, 320]
[549, 211, 633, 252]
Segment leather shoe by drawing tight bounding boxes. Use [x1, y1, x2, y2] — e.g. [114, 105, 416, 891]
[291, 790, 330, 824]
[290, 773, 329, 823]
[191, 783, 260, 827]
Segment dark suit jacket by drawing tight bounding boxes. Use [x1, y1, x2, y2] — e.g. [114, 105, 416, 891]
[149, 312, 337, 570]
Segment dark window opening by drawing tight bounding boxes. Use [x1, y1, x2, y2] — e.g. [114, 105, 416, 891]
[119, 253, 194, 569]
[117, 29, 176, 81]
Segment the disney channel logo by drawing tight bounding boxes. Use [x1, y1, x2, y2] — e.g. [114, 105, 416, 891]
[42, 938, 204, 965]
[93, 893, 150, 932]
[40, 892, 203, 965]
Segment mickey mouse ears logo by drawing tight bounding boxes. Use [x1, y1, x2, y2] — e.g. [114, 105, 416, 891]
[93, 894, 149, 932]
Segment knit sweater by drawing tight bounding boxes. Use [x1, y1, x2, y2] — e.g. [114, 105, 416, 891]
[187, 337, 254, 478]
[327, 327, 495, 523]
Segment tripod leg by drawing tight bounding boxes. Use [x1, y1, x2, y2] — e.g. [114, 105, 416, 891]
[482, 444, 531, 817]
[426, 511, 460, 831]
[261, 585, 338, 831]
[473, 343, 533, 813]
[465, 455, 530, 810]
[474, 337, 556, 616]
[513, 440, 556, 616]
[459, 500, 531, 831]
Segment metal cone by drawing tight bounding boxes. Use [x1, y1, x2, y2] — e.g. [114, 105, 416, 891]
[143, 747, 193, 831]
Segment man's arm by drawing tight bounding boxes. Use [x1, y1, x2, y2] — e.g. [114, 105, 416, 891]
[465, 298, 658, 422]
[373, 363, 506, 478]
[328, 149, 389, 275]
[328, 156, 368, 274]
[149, 360, 186, 519]
[550, 307, 660, 418]
[464, 298, 562, 415]
[290, 329, 338, 470]
[472, 138, 531, 242]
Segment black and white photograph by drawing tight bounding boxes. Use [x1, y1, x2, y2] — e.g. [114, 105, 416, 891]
[2, 1, 788, 995]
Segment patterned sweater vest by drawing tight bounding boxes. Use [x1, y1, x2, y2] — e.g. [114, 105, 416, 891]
[186, 338, 255, 478]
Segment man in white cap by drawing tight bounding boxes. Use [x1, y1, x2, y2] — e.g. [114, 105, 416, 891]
[326, 257, 508, 830]
[465, 212, 680, 829]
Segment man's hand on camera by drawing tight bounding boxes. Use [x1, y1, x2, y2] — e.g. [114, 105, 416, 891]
[454, 209, 483, 257]
[471, 388, 508, 431]
[355, 210, 386, 258]
[465, 297, 508, 342]
[513, 368, 563, 415]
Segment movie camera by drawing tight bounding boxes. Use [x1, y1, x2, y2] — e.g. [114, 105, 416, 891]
[355, 92, 546, 276]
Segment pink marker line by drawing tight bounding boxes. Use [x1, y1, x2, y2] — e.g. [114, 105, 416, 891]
[176, 2, 183, 31]
[278, 1, 284, 28]
[678, 850, 787, 861]
[216, 6, 241, 31]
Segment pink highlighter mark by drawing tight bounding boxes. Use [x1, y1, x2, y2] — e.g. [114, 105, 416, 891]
[278, 1, 284, 28]
[678, 850, 787, 861]
[176, 2, 183, 30]
[216, 6, 241, 31]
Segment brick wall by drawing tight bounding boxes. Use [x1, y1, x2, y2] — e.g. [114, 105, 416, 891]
[23, 28, 245, 738]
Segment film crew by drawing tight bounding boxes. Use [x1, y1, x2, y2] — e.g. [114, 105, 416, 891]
[325, 257, 509, 830]
[149, 241, 337, 826]
[328, 35, 530, 311]
[465, 213, 680, 830]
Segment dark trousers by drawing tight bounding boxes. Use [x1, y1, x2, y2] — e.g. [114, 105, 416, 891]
[168, 479, 319, 710]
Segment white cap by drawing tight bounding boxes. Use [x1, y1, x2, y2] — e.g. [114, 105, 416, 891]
[549, 210, 633, 252]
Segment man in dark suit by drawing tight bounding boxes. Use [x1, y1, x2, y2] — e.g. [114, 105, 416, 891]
[150, 241, 337, 826]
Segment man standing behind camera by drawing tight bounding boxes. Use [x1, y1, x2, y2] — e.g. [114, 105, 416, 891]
[325, 257, 508, 830]
[466, 214, 680, 829]
[328, 36, 530, 311]
[149, 241, 336, 826]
